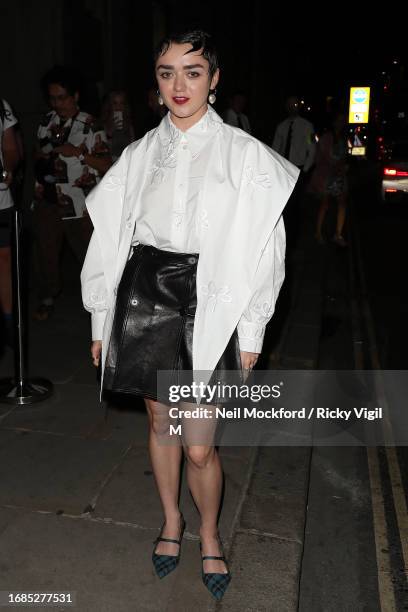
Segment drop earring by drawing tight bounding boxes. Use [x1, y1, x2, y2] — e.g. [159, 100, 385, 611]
[157, 89, 164, 106]
[208, 89, 216, 105]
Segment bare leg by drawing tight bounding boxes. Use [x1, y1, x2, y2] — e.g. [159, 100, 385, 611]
[315, 196, 329, 241]
[145, 399, 183, 555]
[182, 404, 228, 574]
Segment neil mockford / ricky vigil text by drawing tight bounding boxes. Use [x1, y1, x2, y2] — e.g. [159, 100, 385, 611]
[167, 406, 383, 421]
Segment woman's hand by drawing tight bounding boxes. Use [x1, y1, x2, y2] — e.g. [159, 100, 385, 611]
[240, 351, 259, 371]
[91, 340, 102, 367]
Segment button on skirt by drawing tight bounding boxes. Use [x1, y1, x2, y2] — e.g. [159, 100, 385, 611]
[103, 244, 242, 401]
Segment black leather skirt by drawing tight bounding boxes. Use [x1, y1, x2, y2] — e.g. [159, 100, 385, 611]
[103, 244, 241, 401]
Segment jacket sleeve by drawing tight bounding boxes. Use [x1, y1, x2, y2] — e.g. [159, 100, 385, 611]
[81, 229, 108, 341]
[80, 141, 138, 341]
[237, 215, 286, 353]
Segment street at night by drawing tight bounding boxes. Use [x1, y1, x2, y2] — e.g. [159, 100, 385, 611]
[0, 2, 407, 611]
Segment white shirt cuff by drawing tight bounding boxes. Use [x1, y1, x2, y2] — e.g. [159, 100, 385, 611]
[91, 311, 107, 341]
[237, 322, 265, 354]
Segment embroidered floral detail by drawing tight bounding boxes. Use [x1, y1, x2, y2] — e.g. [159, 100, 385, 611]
[167, 120, 180, 142]
[103, 175, 124, 191]
[86, 291, 107, 308]
[201, 282, 232, 312]
[243, 166, 272, 189]
[149, 157, 174, 184]
[255, 301, 274, 323]
[150, 131, 180, 184]
[200, 209, 209, 229]
[149, 155, 177, 184]
[242, 300, 274, 324]
[172, 212, 184, 228]
[123, 210, 133, 229]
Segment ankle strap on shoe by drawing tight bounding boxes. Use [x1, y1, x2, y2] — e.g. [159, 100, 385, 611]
[156, 536, 181, 544]
[202, 555, 225, 561]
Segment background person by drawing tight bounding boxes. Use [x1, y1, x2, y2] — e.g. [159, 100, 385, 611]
[100, 90, 135, 161]
[272, 95, 316, 172]
[32, 65, 112, 321]
[273, 95, 316, 247]
[222, 91, 251, 133]
[308, 112, 349, 246]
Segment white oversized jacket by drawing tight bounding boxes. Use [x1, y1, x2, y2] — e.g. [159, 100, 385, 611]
[81, 108, 299, 389]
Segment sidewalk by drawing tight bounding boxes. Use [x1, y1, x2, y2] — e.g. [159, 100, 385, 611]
[0, 203, 325, 612]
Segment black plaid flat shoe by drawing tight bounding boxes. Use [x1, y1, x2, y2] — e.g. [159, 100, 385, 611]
[200, 540, 232, 600]
[152, 514, 186, 579]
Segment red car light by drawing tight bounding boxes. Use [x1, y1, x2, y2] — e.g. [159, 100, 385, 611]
[384, 168, 408, 177]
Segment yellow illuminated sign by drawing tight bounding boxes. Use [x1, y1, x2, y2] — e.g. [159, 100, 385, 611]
[351, 146, 366, 156]
[348, 87, 370, 124]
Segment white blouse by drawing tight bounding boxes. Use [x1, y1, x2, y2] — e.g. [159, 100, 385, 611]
[132, 110, 217, 253]
[128, 108, 286, 354]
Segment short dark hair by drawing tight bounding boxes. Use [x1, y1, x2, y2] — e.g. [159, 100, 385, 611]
[40, 65, 82, 98]
[154, 30, 219, 78]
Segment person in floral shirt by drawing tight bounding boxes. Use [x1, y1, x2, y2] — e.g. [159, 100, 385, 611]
[32, 65, 112, 320]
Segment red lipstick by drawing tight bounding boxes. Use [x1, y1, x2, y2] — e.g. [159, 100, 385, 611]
[173, 97, 189, 105]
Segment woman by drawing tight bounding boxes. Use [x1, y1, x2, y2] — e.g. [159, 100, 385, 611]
[100, 90, 135, 162]
[81, 30, 298, 600]
[309, 113, 349, 246]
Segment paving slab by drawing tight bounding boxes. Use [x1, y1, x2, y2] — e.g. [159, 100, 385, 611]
[0, 384, 103, 436]
[94, 445, 250, 542]
[217, 531, 302, 612]
[280, 324, 320, 369]
[102, 403, 148, 444]
[0, 429, 132, 514]
[0, 384, 148, 445]
[0, 402, 14, 419]
[240, 447, 309, 545]
[93, 446, 158, 525]
[0, 508, 176, 612]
